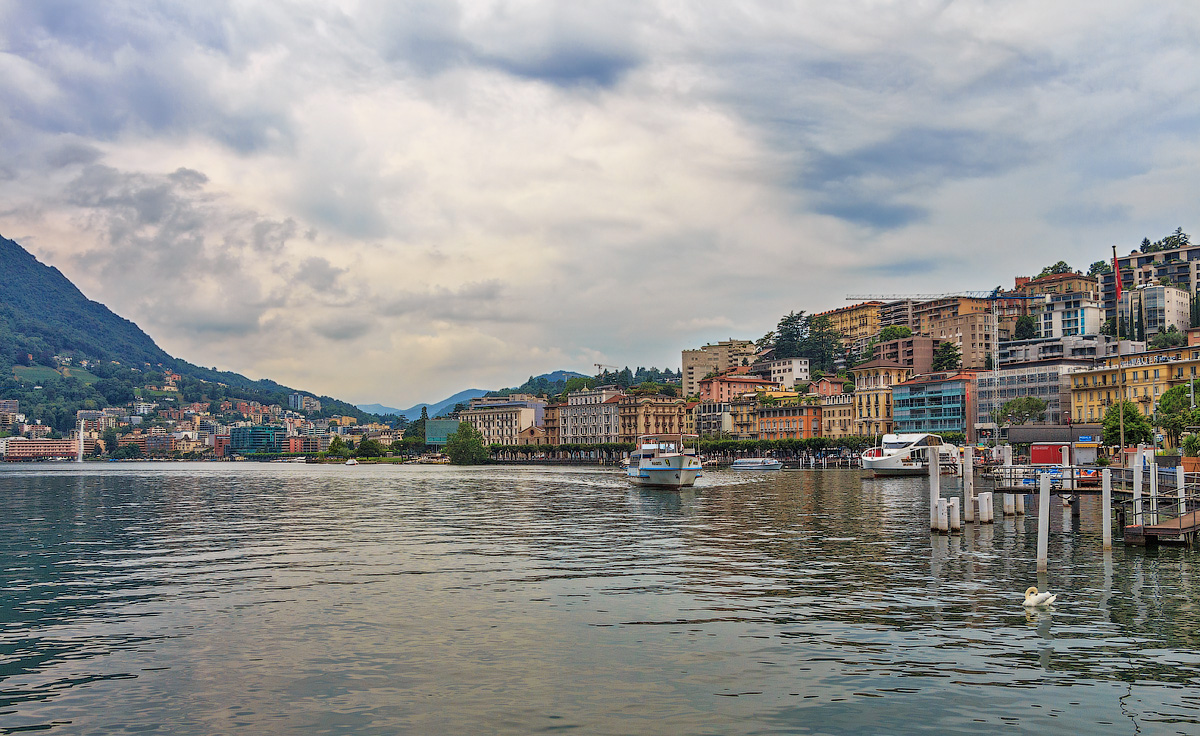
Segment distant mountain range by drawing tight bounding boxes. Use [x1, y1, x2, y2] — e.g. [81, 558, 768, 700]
[357, 388, 490, 420]
[0, 233, 375, 424]
[357, 370, 591, 420]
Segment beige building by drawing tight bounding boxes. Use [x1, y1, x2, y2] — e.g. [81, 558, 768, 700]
[913, 297, 992, 336]
[460, 403, 535, 446]
[850, 359, 913, 436]
[681, 339, 757, 397]
[618, 395, 689, 443]
[542, 403, 562, 445]
[820, 393, 856, 439]
[1118, 285, 1191, 338]
[560, 386, 625, 444]
[816, 301, 883, 355]
[927, 311, 997, 370]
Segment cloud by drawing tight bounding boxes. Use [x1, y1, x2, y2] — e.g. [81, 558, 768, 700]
[4, 1, 1200, 406]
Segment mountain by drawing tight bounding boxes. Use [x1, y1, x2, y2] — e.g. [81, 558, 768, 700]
[0, 233, 377, 428]
[357, 388, 490, 420]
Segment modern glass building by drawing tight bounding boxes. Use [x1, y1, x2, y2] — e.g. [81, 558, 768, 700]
[892, 371, 978, 442]
[424, 419, 461, 447]
[229, 425, 285, 454]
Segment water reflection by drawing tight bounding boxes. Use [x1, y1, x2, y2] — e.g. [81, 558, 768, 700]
[0, 464, 1198, 734]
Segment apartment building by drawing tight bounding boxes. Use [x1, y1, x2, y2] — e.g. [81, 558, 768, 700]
[681, 339, 757, 396]
[618, 395, 689, 443]
[873, 336, 941, 374]
[975, 360, 1090, 441]
[757, 403, 821, 440]
[850, 360, 913, 437]
[559, 386, 624, 444]
[698, 374, 780, 402]
[750, 357, 810, 389]
[1070, 346, 1200, 422]
[1117, 285, 1190, 337]
[927, 310, 997, 370]
[460, 402, 536, 446]
[821, 393, 856, 439]
[892, 370, 979, 443]
[1104, 243, 1200, 321]
[816, 301, 883, 355]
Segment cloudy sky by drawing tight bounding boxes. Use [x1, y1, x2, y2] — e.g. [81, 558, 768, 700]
[2, 1, 1200, 408]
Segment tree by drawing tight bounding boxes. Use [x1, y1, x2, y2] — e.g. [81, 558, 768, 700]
[110, 442, 143, 460]
[878, 325, 912, 342]
[1014, 315, 1038, 340]
[995, 396, 1047, 426]
[1036, 261, 1074, 278]
[355, 438, 386, 457]
[1087, 260, 1113, 276]
[774, 312, 805, 359]
[1102, 401, 1153, 446]
[931, 342, 961, 371]
[327, 435, 349, 458]
[445, 421, 489, 465]
[1149, 324, 1185, 349]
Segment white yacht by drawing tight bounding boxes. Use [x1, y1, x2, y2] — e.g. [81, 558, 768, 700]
[730, 458, 784, 471]
[860, 433, 960, 477]
[627, 434, 702, 488]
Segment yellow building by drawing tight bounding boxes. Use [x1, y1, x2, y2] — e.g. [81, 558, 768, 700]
[1071, 347, 1200, 424]
[850, 359, 913, 436]
[618, 395, 688, 443]
[816, 301, 883, 355]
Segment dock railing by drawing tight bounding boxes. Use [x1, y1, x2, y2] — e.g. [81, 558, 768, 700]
[992, 464, 1101, 492]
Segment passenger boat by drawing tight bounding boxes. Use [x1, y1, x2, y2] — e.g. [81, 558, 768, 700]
[730, 457, 783, 471]
[627, 434, 702, 488]
[860, 433, 960, 477]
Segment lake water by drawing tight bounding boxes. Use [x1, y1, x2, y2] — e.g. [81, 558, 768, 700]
[2, 463, 1199, 735]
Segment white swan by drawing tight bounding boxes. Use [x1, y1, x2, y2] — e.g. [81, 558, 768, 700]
[1022, 586, 1057, 607]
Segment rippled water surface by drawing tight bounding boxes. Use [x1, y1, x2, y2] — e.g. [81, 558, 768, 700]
[2, 463, 1200, 734]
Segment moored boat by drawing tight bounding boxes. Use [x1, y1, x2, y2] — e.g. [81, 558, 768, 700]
[730, 457, 783, 471]
[627, 434, 702, 489]
[860, 433, 960, 477]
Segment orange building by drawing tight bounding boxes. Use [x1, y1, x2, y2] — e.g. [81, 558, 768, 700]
[756, 403, 821, 440]
[698, 374, 780, 402]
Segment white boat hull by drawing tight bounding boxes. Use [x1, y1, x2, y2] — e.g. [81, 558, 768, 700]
[730, 459, 783, 471]
[627, 455, 702, 488]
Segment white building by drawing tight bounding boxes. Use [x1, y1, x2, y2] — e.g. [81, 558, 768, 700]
[1118, 285, 1191, 337]
[752, 357, 810, 389]
[559, 386, 624, 444]
[1032, 293, 1103, 339]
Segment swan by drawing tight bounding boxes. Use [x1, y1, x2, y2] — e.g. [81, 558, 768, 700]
[1022, 586, 1057, 607]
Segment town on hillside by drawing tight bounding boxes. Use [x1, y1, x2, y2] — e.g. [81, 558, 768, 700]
[4, 233, 1200, 462]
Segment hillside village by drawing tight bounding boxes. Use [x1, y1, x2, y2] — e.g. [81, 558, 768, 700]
[5, 232, 1200, 460]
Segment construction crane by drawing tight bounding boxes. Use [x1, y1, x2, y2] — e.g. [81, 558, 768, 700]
[594, 363, 620, 374]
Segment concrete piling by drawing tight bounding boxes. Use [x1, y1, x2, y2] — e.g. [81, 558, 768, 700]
[1037, 473, 1051, 572]
[963, 446, 975, 523]
[1102, 468, 1112, 551]
[929, 447, 941, 531]
[949, 497, 961, 533]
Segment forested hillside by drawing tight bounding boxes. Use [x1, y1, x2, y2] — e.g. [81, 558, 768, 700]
[0, 234, 375, 430]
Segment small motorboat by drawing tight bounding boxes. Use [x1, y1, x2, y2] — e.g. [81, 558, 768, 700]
[730, 458, 783, 471]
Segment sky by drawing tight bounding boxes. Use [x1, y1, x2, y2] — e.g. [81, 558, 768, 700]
[2, 1, 1200, 409]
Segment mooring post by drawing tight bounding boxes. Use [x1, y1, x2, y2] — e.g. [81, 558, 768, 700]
[964, 446, 975, 523]
[1133, 444, 1144, 527]
[1148, 451, 1159, 525]
[1102, 468, 1112, 550]
[1178, 464, 1187, 514]
[937, 498, 949, 533]
[929, 446, 941, 531]
[980, 491, 994, 524]
[949, 497, 961, 533]
[1015, 492, 1025, 515]
[1037, 472, 1051, 572]
[1061, 445, 1073, 493]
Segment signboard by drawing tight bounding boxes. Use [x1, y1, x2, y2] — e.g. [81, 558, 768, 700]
[1077, 435, 1094, 442]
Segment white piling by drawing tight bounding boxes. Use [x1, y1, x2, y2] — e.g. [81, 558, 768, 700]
[1149, 451, 1159, 525]
[1015, 493, 1025, 515]
[978, 491, 993, 524]
[937, 498, 949, 533]
[1133, 445, 1144, 527]
[1061, 445, 1072, 492]
[1102, 468, 1112, 550]
[1001, 444, 1013, 466]
[949, 497, 961, 533]
[929, 447, 941, 530]
[1037, 473, 1051, 572]
[1178, 464, 1187, 508]
[1003, 493, 1015, 516]
[963, 446, 975, 523]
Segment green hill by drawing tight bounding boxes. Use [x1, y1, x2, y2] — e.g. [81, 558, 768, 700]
[0, 234, 376, 430]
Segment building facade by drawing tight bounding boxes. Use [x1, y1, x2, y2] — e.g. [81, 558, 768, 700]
[698, 374, 780, 402]
[927, 310, 997, 370]
[559, 386, 625, 444]
[850, 360, 913, 437]
[460, 403, 535, 446]
[1031, 292, 1104, 338]
[892, 370, 979, 442]
[820, 393, 856, 439]
[1104, 243, 1200, 321]
[618, 395, 688, 443]
[1117, 285, 1190, 338]
[696, 401, 733, 437]
[757, 402, 821, 440]
[681, 339, 757, 397]
[751, 357, 811, 389]
[816, 301, 883, 355]
[873, 336, 941, 374]
[974, 360, 1091, 441]
[1070, 346, 1200, 422]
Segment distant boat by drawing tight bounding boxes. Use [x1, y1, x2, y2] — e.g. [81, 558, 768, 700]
[345, 458, 359, 466]
[626, 434, 702, 489]
[860, 433, 960, 477]
[730, 458, 783, 471]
